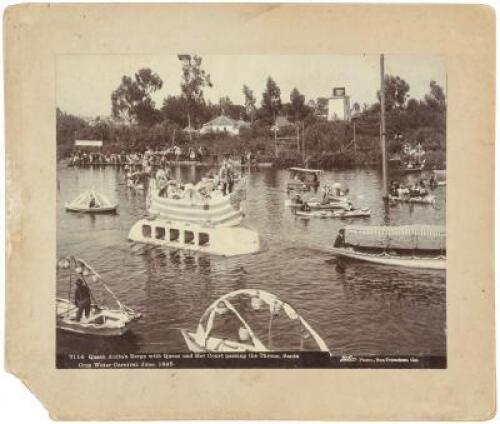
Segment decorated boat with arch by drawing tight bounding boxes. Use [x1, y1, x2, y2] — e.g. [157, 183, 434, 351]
[180, 289, 331, 353]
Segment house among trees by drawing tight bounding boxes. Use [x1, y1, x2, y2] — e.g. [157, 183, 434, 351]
[270, 116, 293, 132]
[199, 115, 250, 136]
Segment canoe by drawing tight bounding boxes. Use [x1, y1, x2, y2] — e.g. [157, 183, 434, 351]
[65, 203, 117, 213]
[56, 298, 141, 336]
[65, 190, 118, 213]
[331, 247, 446, 270]
[295, 208, 371, 219]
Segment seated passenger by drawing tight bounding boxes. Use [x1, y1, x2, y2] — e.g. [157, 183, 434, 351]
[88, 193, 100, 208]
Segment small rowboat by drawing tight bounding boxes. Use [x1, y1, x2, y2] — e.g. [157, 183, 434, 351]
[300, 199, 352, 211]
[56, 256, 142, 336]
[331, 247, 446, 270]
[57, 299, 140, 336]
[389, 194, 435, 205]
[402, 163, 425, 173]
[65, 190, 118, 213]
[295, 208, 371, 219]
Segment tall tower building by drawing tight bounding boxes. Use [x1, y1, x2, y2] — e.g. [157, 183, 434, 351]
[327, 87, 351, 121]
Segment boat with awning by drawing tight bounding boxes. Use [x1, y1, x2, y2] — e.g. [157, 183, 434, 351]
[331, 225, 446, 270]
[147, 178, 245, 227]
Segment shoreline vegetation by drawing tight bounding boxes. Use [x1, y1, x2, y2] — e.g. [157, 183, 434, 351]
[57, 56, 446, 170]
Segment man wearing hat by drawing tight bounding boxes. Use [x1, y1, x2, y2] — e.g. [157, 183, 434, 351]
[74, 278, 92, 322]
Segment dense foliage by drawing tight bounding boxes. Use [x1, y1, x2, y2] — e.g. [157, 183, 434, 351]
[57, 55, 446, 169]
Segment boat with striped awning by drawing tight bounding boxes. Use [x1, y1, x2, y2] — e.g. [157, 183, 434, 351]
[147, 178, 245, 227]
[331, 224, 446, 270]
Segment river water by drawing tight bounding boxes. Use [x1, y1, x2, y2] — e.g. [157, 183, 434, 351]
[56, 164, 446, 357]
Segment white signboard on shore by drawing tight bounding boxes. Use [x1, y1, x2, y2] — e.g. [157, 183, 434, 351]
[75, 139, 103, 147]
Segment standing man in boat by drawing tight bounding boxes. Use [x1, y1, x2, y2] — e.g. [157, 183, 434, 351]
[74, 278, 92, 322]
[219, 161, 235, 195]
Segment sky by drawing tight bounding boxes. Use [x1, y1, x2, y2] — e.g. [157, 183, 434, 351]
[57, 54, 446, 118]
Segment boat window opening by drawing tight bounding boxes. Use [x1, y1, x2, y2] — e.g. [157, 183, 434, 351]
[199, 233, 210, 246]
[155, 227, 165, 240]
[170, 228, 180, 242]
[142, 225, 152, 238]
[184, 231, 195, 245]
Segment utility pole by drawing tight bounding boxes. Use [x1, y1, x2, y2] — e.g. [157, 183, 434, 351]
[380, 54, 388, 199]
[302, 121, 306, 164]
[353, 120, 357, 165]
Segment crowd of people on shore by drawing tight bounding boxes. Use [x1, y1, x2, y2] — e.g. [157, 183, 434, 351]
[68, 145, 260, 168]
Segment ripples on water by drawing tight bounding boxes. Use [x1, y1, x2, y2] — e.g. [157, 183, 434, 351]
[57, 165, 446, 356]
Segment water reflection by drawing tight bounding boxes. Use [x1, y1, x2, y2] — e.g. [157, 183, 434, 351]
[57, 164, 445, 356]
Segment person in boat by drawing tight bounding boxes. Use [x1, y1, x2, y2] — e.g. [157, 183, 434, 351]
[333, 229, 346, 248]
[397, 185, 409, 199]
[390, 181, 398, 197]
[88, 193, 100, 209]
[311, 173, 319, 193]
[300, 202, 312, 212]
[156, 166, 172, 197]
[74, 278, 92, 322]
[219, 162, 235, 195]
[293, 193, 304, 205]
[197, 178, 215, 199]
[321, 184, 332, 204]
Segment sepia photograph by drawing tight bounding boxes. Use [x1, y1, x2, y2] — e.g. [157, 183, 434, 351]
[5, 2, 497, 420]
[55, 53, 447, 369]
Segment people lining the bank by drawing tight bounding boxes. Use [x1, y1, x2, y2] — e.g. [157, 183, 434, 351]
[68, 145, 267, 169]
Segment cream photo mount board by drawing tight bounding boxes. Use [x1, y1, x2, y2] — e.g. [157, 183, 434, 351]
[5, 4, 495, 420]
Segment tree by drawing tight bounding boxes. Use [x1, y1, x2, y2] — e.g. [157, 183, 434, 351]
[219, 96, 233, 116]
[316, 97, 329, 116]
[289, 87, 307, 121]
[56, 107, 87, 151]
[161, 95, 189, 128]
[377, 75, 410, 111]
[178, 54, 213, 133]
[425, 80, 446, 110]
[111, 68, 163, 126]
[261, 77, 282, 121]
[243, 84, 256, 122]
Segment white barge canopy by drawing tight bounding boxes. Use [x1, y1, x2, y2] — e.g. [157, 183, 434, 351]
[343, 225, 446, 251]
